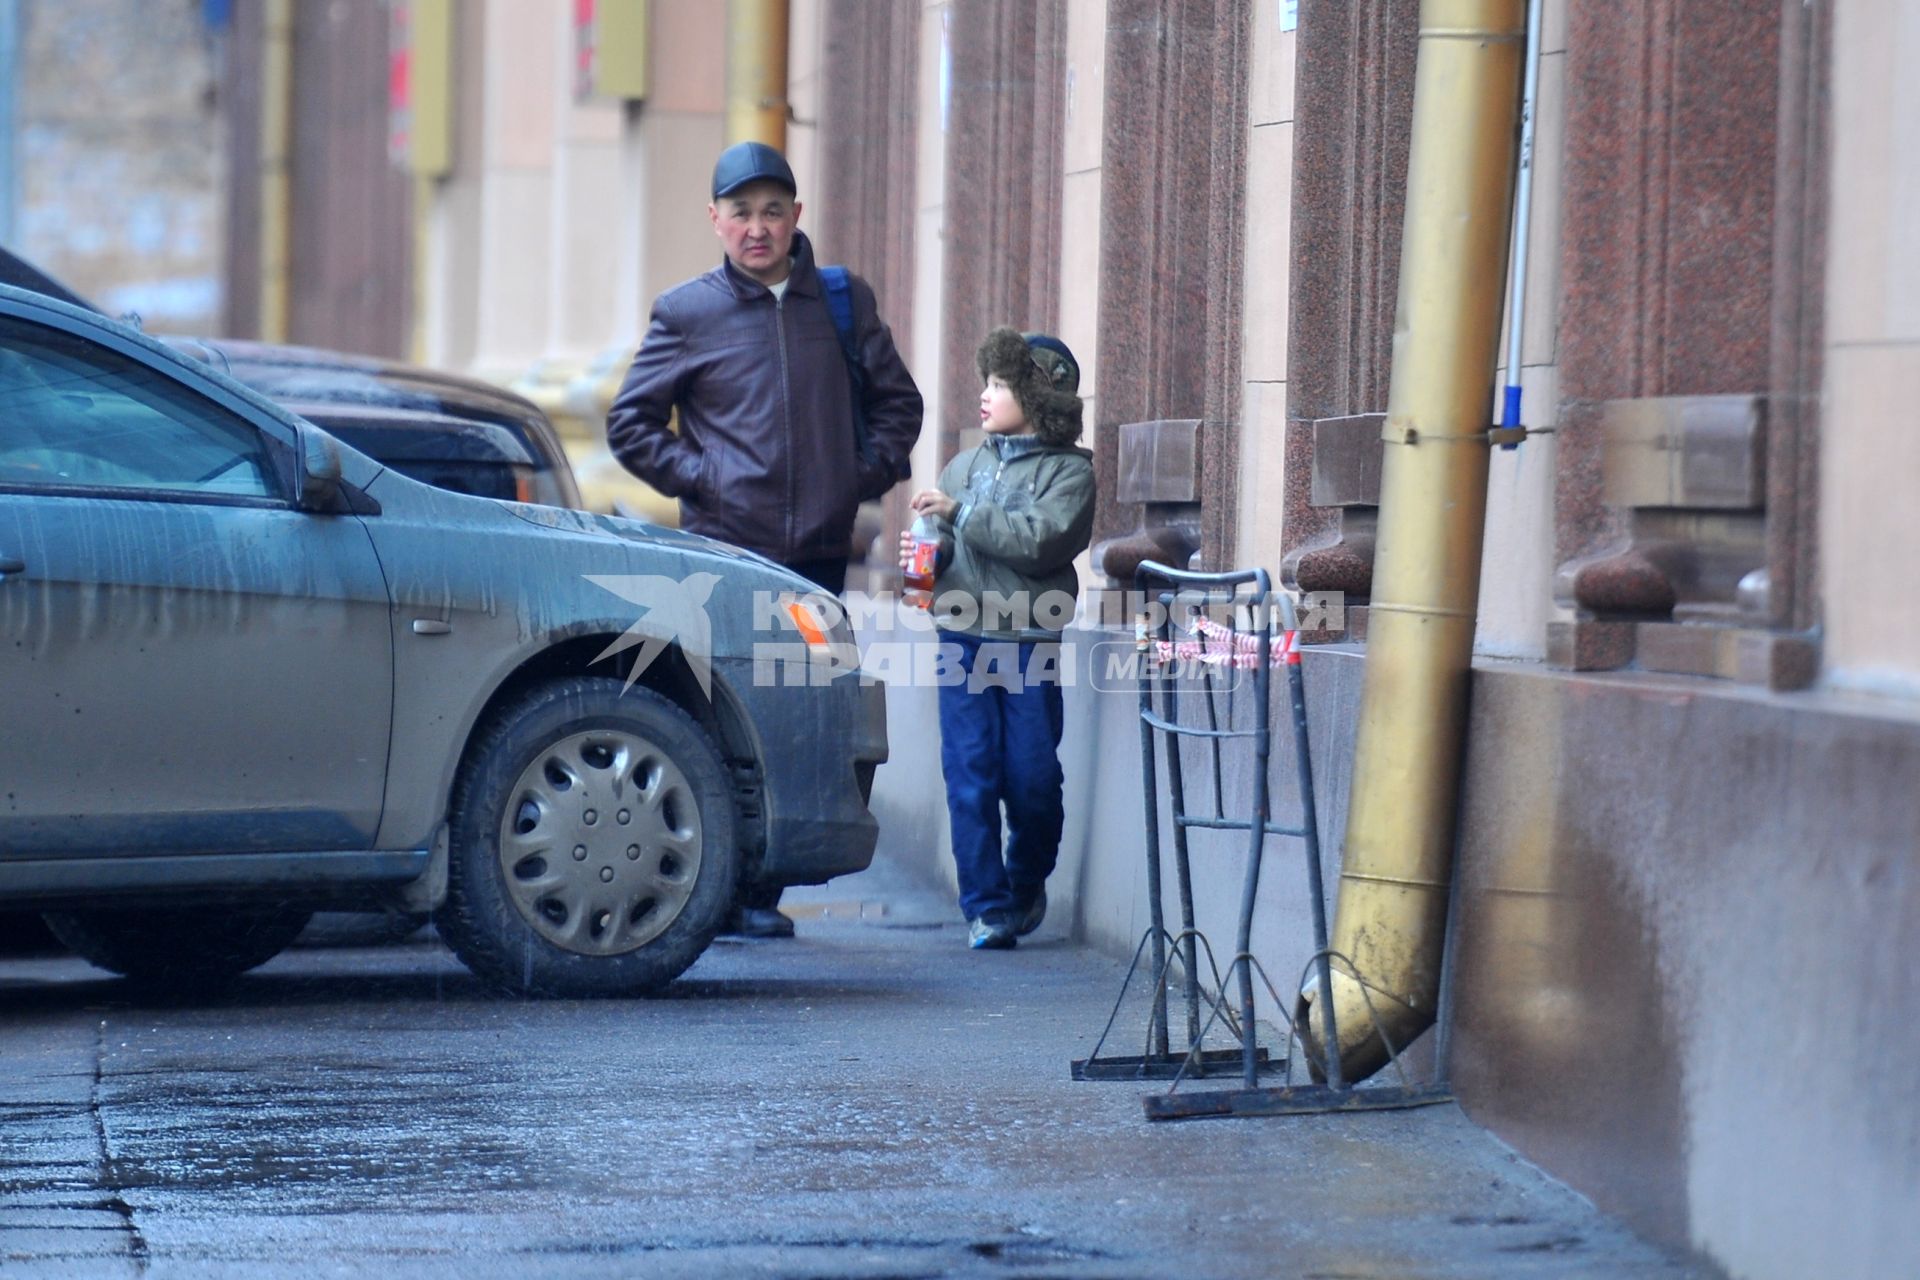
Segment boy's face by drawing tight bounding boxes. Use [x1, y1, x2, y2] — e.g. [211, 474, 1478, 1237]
[710, 181, 801, 285]
[980, 375, 1030, 436]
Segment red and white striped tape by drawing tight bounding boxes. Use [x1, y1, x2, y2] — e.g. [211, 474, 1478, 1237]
[1152, 616, 1299, 668]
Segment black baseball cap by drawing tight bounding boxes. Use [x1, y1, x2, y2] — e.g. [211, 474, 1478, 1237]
[711, 141, 797, 199]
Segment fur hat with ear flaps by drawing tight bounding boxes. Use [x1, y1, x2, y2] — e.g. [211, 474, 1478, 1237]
[976, 327, 1084, 447]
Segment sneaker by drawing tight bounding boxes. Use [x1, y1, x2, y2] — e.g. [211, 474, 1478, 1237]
[967, 916, 1017, 950]
[1013, 887, 1047, 938]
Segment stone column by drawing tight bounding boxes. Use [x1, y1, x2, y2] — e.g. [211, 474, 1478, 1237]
[819, 0, 923, 569]
[938, 0, 1067, 462]
[1093, 0, 1251, 579]
[819, 1, 920, 321]
[1276, 0, 1418, 625]
[1762, 0, 1829, 637]
[1547, 0, 1823, 689]
[222, 0, 412, 354]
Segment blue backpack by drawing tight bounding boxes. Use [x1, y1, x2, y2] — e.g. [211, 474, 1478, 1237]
[820, 266, 908, 480]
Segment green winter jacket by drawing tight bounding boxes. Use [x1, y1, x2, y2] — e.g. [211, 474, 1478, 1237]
[930, 434, 1097, 641]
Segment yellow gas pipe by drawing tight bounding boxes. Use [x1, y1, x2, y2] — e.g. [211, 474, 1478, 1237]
[1303, 0, 1527, 1082]
[403, 0, 454, 365]
[258, 0, 293, 343]
[726, 0, 790, 148]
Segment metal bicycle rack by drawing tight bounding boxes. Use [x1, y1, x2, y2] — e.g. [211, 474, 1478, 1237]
[1071, 560, 1452, 1121]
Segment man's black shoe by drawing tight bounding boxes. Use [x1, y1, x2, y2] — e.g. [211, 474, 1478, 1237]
[723, 905, 796, 939]
[1013, 887, 1047, 937]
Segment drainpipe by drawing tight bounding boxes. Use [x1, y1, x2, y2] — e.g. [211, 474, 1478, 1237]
[1301, 0, 1527, 1082]
[1494, 0, 1544, 451]
[726, 0, 789, 148]
[258, 0, 294, 343]
[403, 0, 455, 366]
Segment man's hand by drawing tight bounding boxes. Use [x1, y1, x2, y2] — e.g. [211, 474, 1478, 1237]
[909, 489, 957, 520]
[896, 530, 918, 573]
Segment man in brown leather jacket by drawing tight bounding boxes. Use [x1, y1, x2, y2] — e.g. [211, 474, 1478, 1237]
[608, 142, 922, 937]
[608, 142, 923, 597]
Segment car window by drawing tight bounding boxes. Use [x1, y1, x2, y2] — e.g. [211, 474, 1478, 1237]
[0, 316, 276, 499]
[355, 456, 569, 508]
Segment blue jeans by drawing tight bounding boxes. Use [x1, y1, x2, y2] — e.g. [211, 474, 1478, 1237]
[936, 632, 1066, 922]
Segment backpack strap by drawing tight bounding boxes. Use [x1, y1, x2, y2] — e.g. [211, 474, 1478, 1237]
[821, 265, 857, 357]
[820, 266, 908, 479]
[819, 266, 871, 466]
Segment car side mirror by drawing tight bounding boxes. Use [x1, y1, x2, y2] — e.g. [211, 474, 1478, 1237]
[296, 425, 344, 512]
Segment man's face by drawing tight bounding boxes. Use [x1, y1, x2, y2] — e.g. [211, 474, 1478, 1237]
[709, 181, 801, 285]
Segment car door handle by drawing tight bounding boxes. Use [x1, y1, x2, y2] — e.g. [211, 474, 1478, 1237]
[411, 618, 452, 636]
[0, 555, 24, 577]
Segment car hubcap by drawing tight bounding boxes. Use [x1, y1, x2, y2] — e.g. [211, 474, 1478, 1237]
[497, 729, 703, 956]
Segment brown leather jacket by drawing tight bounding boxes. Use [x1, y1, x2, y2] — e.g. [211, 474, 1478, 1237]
[607, 231, 923, 563]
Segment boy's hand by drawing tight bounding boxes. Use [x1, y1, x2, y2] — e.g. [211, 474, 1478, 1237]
[909, 489, 958, 520]
[896, 530, 917, 573]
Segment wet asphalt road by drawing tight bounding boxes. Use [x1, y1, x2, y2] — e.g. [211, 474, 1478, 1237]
[0, 862, 1718, 1279]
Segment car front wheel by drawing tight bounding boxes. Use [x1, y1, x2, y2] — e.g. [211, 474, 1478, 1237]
[437, 677, 739, 997]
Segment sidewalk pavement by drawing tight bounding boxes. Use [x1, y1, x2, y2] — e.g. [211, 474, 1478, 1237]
[0, 853, 1719, 1279]
[771, 856, 1715, 1279]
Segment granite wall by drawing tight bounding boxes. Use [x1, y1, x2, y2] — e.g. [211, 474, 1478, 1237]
[1276, 0, 1417, 604]
[817, 0, 923, 560]
[1094, 0, 1252, 571]
[1548, 0, 1826, 686]
[818, 0, 920, 333]
[1555, 0, 1781, 570]
[1449, 666, 1920, 1277]
[937, 0, 1067, 462]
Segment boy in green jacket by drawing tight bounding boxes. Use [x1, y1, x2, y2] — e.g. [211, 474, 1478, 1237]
[898, 328, 1096, 950]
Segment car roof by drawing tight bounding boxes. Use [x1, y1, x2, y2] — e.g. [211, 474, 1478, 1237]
[175, 336, 543, 409]
[160, 337, 550, 425]
[0, 247, 96, 311]
[282, 401, 538, 467]
[0, 246, 550, 431]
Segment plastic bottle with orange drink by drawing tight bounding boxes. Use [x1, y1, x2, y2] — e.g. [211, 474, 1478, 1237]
[903, 513, 941, 609]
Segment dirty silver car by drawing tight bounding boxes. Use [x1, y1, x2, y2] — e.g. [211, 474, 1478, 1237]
[0, 285, 885, 996]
